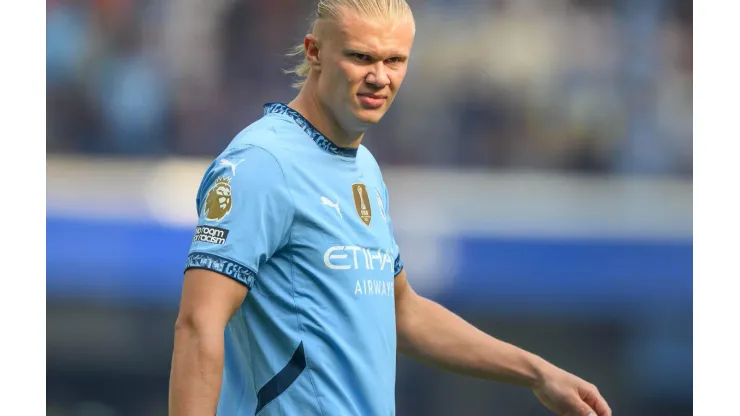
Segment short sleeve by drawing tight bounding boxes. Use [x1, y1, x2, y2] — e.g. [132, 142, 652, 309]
[383, 183, 404, 277]
[185, 145, 294, 289]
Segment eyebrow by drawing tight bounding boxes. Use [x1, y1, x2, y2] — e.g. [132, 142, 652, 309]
[343, 48, 409, 60]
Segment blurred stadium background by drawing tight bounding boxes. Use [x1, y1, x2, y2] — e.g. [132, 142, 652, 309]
[46, 0, 692, 415]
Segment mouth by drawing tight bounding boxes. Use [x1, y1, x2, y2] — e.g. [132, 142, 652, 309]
[357, 93, 387, 109]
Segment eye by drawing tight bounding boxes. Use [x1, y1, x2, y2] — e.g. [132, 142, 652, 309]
[386, 57, 404, 64]
[350, 53, 372, 62]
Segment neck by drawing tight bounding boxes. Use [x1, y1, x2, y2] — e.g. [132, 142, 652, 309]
[288, 85, 364, 149]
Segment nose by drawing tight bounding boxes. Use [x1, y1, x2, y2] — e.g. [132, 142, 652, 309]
[365, 62, 390, 88]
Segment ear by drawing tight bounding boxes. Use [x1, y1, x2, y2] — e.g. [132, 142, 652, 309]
[305, 34, 321, 69]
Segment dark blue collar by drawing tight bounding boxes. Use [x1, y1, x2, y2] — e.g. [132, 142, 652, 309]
[264, 103, 358, 158]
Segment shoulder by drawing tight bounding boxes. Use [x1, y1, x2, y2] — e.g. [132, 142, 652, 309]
[198, 122, 294, 197]
[213, 112, 306, 174]
[357, 144, 385, 182]
[357, 145, 382, 171]
[229, 118, 294, 160]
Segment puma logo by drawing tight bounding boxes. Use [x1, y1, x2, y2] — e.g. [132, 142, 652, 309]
[320, 196, 342, 219]
[220, 159, 245, 176]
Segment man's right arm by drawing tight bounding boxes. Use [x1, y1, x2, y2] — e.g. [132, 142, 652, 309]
[169, 145, 294, 415]
[169, 269, 248, 416]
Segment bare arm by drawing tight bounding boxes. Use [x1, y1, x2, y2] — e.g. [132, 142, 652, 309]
[394, 269, 611, 416]
[394, 269, 546, 385]
[169, 269, 248, 416]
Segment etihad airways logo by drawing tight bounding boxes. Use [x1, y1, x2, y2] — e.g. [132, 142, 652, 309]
[323, 246, 395, 271]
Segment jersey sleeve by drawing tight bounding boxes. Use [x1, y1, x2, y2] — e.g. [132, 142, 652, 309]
[383, 183, 404, 277]
[185, 145, 294, 290]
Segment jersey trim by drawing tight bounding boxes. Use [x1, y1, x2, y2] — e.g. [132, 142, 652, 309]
[255, 341, 307, 414]
[394, 254, 404, 276]
[263, 103, 358, 158]
[185, 252, 257, 289]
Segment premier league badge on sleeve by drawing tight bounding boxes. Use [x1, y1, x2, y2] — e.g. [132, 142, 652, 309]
[203, 177, 232, 221]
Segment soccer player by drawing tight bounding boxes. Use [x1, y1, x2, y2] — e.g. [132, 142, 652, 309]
[169, 1, 612, 415]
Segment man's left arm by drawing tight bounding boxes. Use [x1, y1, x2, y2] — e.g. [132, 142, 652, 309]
[394, 269, 612, 416]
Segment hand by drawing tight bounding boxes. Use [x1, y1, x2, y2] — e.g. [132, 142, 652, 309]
[531, 365, 611, 416]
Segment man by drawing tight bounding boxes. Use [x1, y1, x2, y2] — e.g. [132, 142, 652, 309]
[169, 1, 612, 415]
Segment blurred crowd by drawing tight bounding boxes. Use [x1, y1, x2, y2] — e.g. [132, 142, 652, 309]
[47, 0, 692, 176]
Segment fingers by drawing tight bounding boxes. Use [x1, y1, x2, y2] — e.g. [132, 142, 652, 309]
[589, 395, 611, 416]
[580, 384, 612, 416]
[579, 405, 597, 416]
[562, 405, 595, 416]
[562, 393, 601, 416]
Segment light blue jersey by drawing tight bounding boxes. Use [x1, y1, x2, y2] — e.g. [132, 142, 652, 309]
[185, 103, 404, 415]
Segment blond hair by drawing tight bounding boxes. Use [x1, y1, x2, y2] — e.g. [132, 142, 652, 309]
[285, 0, 414, 89]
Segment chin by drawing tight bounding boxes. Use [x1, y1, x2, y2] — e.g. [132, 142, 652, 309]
[354, 107, 386, 125]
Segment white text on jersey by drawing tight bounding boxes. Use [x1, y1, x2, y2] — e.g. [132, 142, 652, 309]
[324, 246, 395, 271]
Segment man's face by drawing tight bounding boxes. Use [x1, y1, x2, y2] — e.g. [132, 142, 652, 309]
[313, 11, 415, 132]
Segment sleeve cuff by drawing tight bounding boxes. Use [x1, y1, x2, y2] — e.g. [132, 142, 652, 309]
[185, 252, 257, 289]
[394, 254, 404, 277]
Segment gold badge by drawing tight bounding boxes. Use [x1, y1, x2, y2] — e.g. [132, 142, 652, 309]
[352, 183, 372, 226]
[203, 177, 232, 221]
